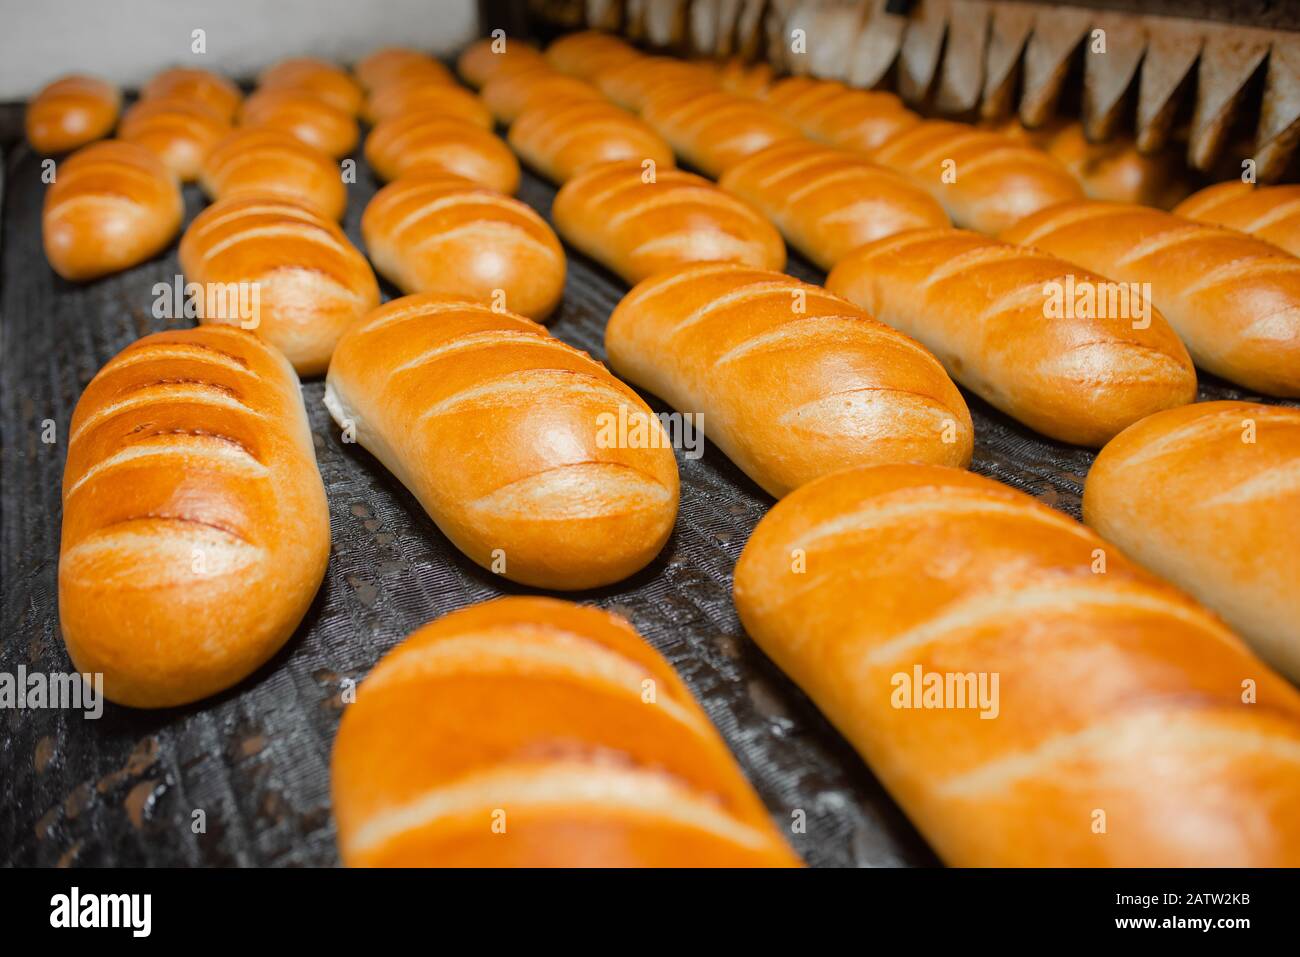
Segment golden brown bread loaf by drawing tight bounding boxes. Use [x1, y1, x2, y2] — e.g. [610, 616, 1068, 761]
[734, 463, 1300, 866]
[456, 37, 547, 88]
[869, 120, 1084, 234]
[716, 58, 776, 99]
[1174, 182, 1300, 256]
[353, 46, 453, 92]
[26, 75, 120, 154]
[641, 87, 803, 178]
[366, 113, 520, 192]
[552, 161, 785, 284]
[118, 97, 231, 182]
[593, 56, 717, 112]
[59, 327, 330, 709]
[258, 57, 364, 115]
[480, 68, 604, 123]
[826, 229, 1198, 446]
[364, 77, 493, 128]
[508, 99, 675, 185]
[324, 295, 679, 589]
[332, 597, 801, 867]
[362, 172, 565, 320]
[719, 140, 949, 271]
[762, 77, 920, 153]
[200, 128, 347, 221]
[1003, 201, 1300, 397]
[1031, 122, 1189, 209]
[180, 196, 379, 376]
[605, 263, 973, 497]
[239, 86, 360, 158]
[43, 141, 183, 281]
[141, 67, 242, 121]
[545, 30, 640, 78]
[1085, 401, 1300, 684]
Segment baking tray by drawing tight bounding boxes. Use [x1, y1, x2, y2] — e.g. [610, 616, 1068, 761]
[1, 90, 1293, 868]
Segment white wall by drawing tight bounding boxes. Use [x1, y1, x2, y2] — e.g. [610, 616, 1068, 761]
[0, 0, 479, 100]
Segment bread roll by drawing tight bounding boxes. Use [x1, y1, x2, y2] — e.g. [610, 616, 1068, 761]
[332, 597, 801, 867]
[239, 87, 360, 159]
[354, 46, 453, 92]
[362, 172, 565, 320]
[641, 88, 803, 178]
[869, 121, 1084, 234]
[26, 75, 120, 154]
[118, 97, 231, 182]
[1174, 182, 1300, 257]
[457, 37, 547, 88]
[324, 296, 679, 589]
[733, 463, 1300, 866]
[364, 78, 493, 128]
[553, 160, 784, 284]
[258, 57, 364, 115]
[545, 30, 640, 78]
[481, 68, 604, 124]
[717, 58, 776, 99]
[826, 229, 1198, 446]
[1003, 201, 1300, 397]
[180, 196, 379, 376]
[594, 56, 717, 112]
[366, 113, 520, 192]
[1085, 401, 1300, 684]
[605, 263, 973, 497]
[762, 77, 919, 153]
[43, 141, 183, 281]
[200, 128, 347, 221]
[508, 99, 675, 185]
[719, 140, 949, 271]
[59, 326, 330, 709]
[1037, 123, 1189, 209]
[141, 67, 242, 122]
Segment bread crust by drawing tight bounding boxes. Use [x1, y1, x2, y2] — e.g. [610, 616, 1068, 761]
[43, 141, 183, 281]
[141, 67, 242, 122]
[553, 160, 785, 283]
[544, 30, 640, 78]
[1174, 182, 1300, 257]
[331, 596, 801, 866]
[59, 327, 330, 708]
[762, 77, 919, 153]
[606, 263, 973, 497]
[119, 97, 231, 181]
[366, 113, 520, 192]
[364, 78, 493, 128]
[641, 88, 802, 178]
[480, 68, 603, 123]
[354, 47, 454, 92]
[734, 463, 1300, 866]
[324, 295, 680, 589]
[257, 57, 364, 115]
[508, 99, 675, 185]
[26, 75, 121, 154]
[200, 128, 347, 221]
[239, 87, 360, 159]
[456, 38, 546, 88]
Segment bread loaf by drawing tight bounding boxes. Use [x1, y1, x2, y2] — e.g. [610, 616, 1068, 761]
[26, 75, 120, 154]
[239, 86, 360, 158]
[258, 57, 364, 115]
[826, 229, 1198, 446]
[1036, 122, 1189, 209]
[43, 141, 183, 281]
[59, 326, 330, 708]
[364, 78, 493, 128]
[1174, 182, 1300, 257]
[1003, 201, 1300, 397]
[141, 67, 242, 122]
[118, 97, 231, 182]
[200, 128, 347, 221]
[553, 160, 784, 284]
[869, 121, 1084, 234]
[717, 58, 776, 99]
[457, 37, 547, 88]
[641, 88, 802, 178]
[362, 172, 565, 320]
[762, 77, 919, 153]
[545, 30, 640, 78]
[366, 113, 520, 192]
[481, 68, 604, 123]
[594, 56, 717, 112]
[508, 99, 675, 185]
[354, 46, 453, 92]
[605, 263, 973, 497]
[324, 295, 679, 589]
[180, 196, 379, 376]
[332, 597, 801, 867]
[719, 140, 949, 270]
[1085, 401, 1300, 684]
[733, 463, 1300, 866]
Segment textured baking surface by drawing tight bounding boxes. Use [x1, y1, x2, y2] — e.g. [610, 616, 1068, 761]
[2, 117, 1294, 868]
